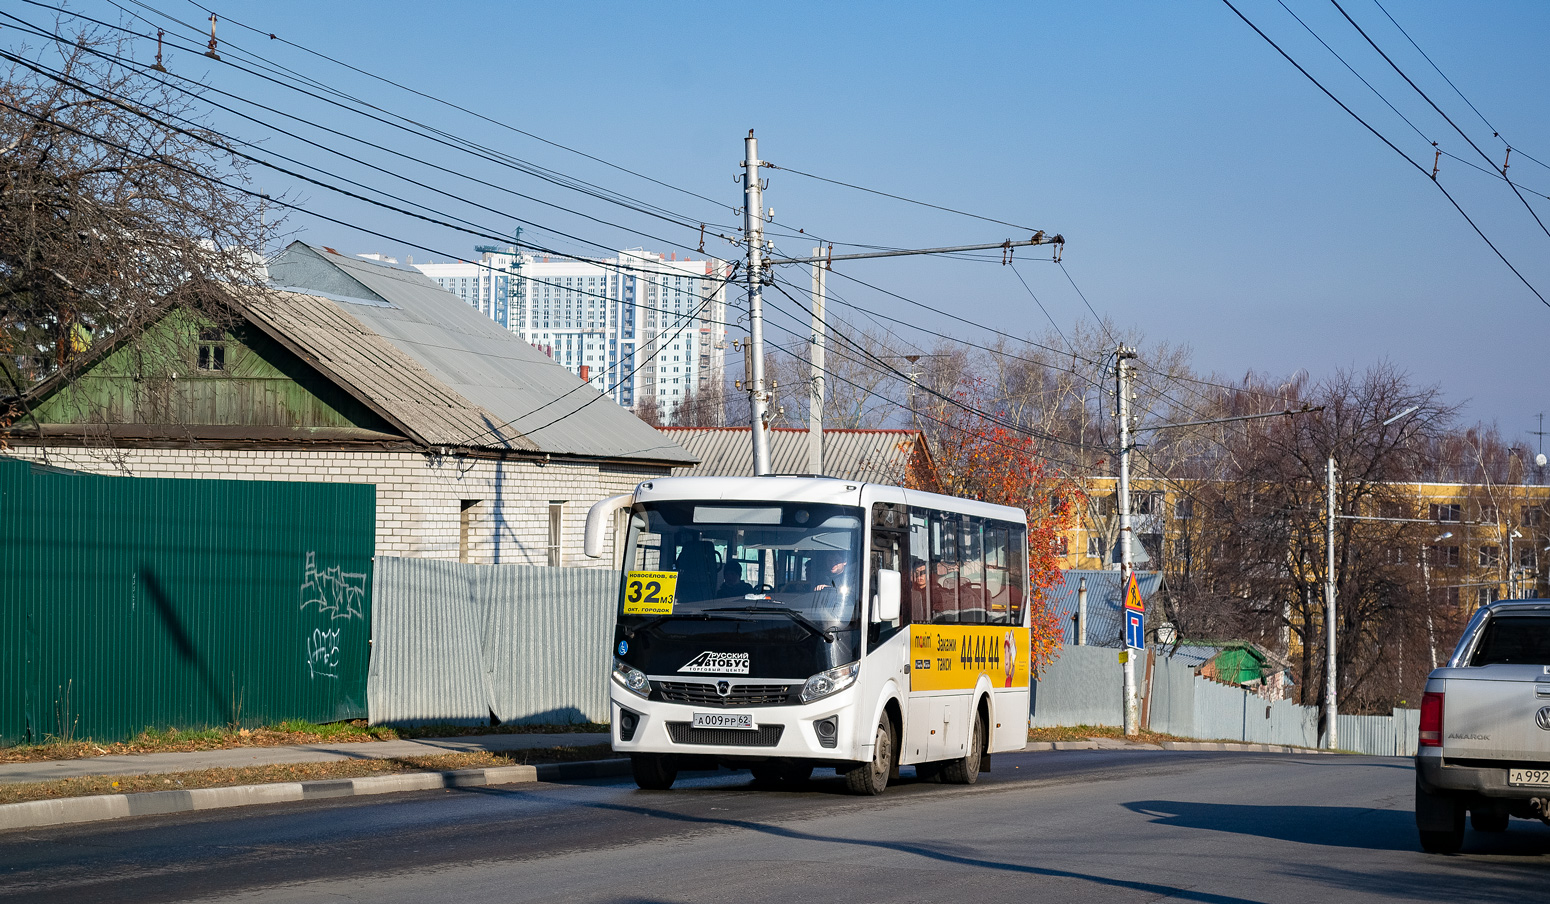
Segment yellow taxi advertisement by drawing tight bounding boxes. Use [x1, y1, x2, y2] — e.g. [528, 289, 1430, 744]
[622, 571, 678, 615]
[908, 624, 1030, 692]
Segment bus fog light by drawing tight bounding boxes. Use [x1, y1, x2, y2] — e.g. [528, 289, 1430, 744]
[799, 662, 859, 703]
[619, 709, 641, 742]
[814, 716, 838, 748]
[613, 659, 652, 698]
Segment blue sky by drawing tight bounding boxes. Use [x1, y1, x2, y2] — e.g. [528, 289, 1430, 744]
[37, 0, 1550, 435]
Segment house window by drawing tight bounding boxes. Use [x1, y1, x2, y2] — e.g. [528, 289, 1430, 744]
[1130, 492, 1161, 515]
[547, 502, 565, 567]
[1087, 536, 1102, 558]
[1430, 503, 1461, 523]
[1523, 506, 1543, 527]
[196, 328, 226, 371]
[1479, 504, 1498, 523]
[1051, 537, 1069, 557]
[1446, 586, 1461, 607]
[1478, 586, 1501, 607]
[1521, 547, 1538, 569]
[1173, 497, 1193, 519]
[1427, 545, 1460, 567]
[1480, 545, 1500, 568]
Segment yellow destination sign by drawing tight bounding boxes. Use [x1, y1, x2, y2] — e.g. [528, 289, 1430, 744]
[909, 625, 1030, 692]
[622, 570, 677, 615]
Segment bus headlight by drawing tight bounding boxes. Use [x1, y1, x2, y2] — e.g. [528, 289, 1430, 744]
[613, 659, 651, 697]
[799, 661, 860, 703]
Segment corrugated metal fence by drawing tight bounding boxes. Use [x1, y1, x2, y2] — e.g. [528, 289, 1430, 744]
[368, 557, 615, 726]
[1031, 645, 1419, 756]
[0, 457, 375, 745]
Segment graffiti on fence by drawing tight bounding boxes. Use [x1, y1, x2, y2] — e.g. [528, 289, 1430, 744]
[300, 552, 367, 679]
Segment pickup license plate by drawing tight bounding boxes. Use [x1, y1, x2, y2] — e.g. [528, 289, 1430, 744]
[692, 712, 756, 730]
[1509, 768, 1550, 787]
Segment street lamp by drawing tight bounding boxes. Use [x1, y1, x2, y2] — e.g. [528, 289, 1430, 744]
[1324, 405, 1422, 750]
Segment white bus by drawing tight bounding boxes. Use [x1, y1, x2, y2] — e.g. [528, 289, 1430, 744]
[584, 475, 1032, 794]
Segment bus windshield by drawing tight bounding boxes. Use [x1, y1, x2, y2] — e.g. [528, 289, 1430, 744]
[619, 501, 864, 636]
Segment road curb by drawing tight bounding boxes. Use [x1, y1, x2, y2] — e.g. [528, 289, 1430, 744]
[0, 759, 631, 833]
[1023, 739, 1337, 755]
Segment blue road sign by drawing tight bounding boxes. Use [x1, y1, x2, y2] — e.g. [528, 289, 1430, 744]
[1125, 611, 1145, 649]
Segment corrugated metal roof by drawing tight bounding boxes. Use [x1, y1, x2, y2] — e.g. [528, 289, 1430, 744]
[262, 244, 693, 464]
[237, 287, 538, 452]
[659, 427, 919, 482]
[1044, 569, 1165, 649]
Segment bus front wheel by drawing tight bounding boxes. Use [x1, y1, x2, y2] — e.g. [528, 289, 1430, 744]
[845, 716, 895, 795]
[631, 753, 678, 790]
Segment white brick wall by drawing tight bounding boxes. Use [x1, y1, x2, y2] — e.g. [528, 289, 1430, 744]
[5, 446, 657, 567]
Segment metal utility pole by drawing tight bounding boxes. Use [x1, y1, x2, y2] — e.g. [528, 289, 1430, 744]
[742, 131, 772, 476]
[806, 246, 828, 476]
[1116, 345, 1139, 736]
[1325, 454, 1338, 750]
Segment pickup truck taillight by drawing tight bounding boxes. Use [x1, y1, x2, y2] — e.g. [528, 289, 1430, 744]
[1419, 691, 1444, 747]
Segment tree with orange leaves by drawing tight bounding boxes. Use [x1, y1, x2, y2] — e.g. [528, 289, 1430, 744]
[906, 376, 1080, 674]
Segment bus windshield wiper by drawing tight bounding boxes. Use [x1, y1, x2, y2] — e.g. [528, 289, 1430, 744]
[620, 612, 737, 638]
[705, 606, 836, 643]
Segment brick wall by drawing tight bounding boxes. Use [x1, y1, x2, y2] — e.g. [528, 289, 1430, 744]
[4, 446, 655, 567]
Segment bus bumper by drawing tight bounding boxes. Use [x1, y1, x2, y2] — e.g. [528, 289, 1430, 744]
[610, 683, 871, 764]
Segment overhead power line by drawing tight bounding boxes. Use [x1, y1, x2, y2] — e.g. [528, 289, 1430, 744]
[1219, 0, 1549, 308]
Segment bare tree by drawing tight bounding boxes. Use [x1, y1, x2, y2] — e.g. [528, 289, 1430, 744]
[1, 21, 271, 428]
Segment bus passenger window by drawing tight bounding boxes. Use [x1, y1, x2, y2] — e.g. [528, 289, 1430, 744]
[1008, 526, 1028, 624]
[958, 516, 986, 624]
[984, 524, 1011, 623]
[929, 510, 960, 624]
[909, 514, 931, 625]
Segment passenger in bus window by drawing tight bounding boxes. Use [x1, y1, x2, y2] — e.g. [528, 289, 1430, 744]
[719, 560, 753, 597]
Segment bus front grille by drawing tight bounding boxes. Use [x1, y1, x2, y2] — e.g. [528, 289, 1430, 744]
[666, 722, 785, 747]
[656, 681, 795, 707]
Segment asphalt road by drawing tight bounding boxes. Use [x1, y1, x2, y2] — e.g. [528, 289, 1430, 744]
[2, 749, 1547, 903]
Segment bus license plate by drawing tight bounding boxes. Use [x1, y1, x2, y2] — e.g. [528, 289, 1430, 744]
[692, 712, 756, 730]
[1509, 768, 1550, 786]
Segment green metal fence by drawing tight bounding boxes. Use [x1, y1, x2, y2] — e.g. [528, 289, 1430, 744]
[0, 457, 375, 745]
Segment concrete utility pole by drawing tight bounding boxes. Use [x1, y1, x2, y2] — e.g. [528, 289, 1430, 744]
[1325, 453, 1338, 750]
[742, 131, 773, 476]
[1116, 345, 1140, 736]
[806, 246, 828, 476]
[1076, 577, 1088, 646]
[744, 133, 1065, 474]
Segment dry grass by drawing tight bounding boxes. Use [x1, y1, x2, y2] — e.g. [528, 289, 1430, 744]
[1027, 725, 1184, 745]
[0, 720, 610, 764]
[0, 743, 615, 806]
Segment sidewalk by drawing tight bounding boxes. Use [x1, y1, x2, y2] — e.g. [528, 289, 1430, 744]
[0, 733, 611, 785]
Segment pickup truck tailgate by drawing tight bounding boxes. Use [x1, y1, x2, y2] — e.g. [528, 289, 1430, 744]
[1439, 664, 1550, 760]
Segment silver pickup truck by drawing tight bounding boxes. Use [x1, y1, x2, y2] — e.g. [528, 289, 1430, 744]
[1415, 599, 1550, 853]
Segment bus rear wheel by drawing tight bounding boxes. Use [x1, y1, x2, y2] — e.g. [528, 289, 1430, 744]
[631, 753, 678, 790]
[942, 710, 986, 785]
[845, 716, 895, 795]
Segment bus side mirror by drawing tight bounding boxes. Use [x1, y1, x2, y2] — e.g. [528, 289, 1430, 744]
[873, 569, 901, 623]
[584, 494, 632, 558]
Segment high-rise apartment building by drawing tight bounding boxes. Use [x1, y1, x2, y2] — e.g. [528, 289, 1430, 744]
[414, 248, 729, 419]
